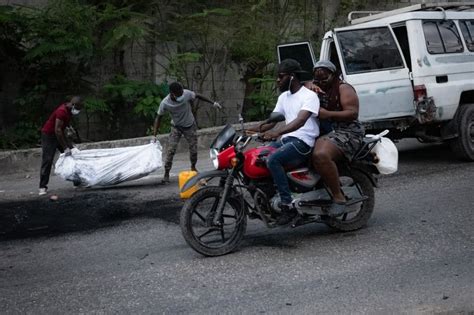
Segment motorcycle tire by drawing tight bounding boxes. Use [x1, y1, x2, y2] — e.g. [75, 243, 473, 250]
[180, 186, 247, 257]
[327, 169, 375, 232]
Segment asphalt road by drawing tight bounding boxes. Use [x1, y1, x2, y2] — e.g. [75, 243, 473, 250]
[0, 140, 473, 314]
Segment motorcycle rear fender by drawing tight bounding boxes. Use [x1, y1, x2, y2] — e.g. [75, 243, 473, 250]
[180, 170, 228, 192]
[349, 162, 378, 187]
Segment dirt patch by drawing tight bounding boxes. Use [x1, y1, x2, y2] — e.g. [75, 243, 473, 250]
[0, 192, 183, 240]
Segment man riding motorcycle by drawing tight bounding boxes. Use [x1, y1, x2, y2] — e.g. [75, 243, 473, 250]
[247, 59, 320, 225]
[306, 60, 365, 217]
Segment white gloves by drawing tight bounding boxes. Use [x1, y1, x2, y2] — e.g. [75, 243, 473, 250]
[213, 102, 222, 110]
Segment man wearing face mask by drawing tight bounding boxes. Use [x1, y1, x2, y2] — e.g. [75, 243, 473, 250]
[247, 59, 320, 225]
[308, 60, 365, 217]
[153, 82, 222, 184]
[38, 96, 83, 196]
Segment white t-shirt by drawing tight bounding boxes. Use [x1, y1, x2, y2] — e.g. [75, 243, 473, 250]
[273, 86, 320, 147]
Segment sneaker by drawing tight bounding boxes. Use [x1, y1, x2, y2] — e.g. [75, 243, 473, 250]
[276, 204, 298, 226]
[38, 188, 47, 196]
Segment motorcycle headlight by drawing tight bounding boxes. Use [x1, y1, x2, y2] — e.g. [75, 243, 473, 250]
[210, 148, 219, 169]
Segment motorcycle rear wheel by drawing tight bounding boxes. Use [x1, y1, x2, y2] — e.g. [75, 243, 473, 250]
[180, 186, 247, 256]
[327, 169, 375, 231]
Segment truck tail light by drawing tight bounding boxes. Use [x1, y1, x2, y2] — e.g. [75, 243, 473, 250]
[413, 85, 427, 102]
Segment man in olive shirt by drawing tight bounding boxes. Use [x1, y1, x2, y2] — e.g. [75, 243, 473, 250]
[153, 82, 221, 184]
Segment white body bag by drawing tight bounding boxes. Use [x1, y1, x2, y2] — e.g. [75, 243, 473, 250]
[54, 142, 162, 187]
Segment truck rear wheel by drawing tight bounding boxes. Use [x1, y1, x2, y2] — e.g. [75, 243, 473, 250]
[450, 104, 474, 161]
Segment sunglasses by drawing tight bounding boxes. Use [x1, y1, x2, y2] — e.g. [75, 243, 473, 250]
[277, 73, 290, 79]
[313, 74, 333, 85]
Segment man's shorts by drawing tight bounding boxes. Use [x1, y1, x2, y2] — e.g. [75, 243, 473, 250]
[319, 122, 364, 160]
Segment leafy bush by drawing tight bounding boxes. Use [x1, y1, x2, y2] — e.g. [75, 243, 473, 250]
[0, 122, 40, 150]
[85, 76, 170, 137]
[245, 76, 278, 121]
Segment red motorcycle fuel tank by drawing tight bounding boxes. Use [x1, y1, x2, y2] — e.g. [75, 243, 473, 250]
[243, 146, 277, 179]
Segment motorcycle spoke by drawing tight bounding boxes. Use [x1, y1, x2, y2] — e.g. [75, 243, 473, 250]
[220, 228, 226, 243]
[193, 210, 206, 223]
[222, 214, 237, 219]
[197, 227, 220, 240]
[342, 213, 348, 221]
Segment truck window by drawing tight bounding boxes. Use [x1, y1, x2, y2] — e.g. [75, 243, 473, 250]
[336, 27, 404, 75]
[423, 20, 463, 54]
[459, 20, 474, 52]
[329, 41, 342, 76]
[277, 42, 314, 82]
[392, 25, 412, 71]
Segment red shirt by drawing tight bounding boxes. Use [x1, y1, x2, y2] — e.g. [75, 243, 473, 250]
[41, 104, 72, 135]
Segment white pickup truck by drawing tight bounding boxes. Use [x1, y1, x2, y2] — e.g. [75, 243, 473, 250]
[278, 2, 474, 160]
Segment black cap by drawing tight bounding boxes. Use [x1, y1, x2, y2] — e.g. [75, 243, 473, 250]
[278, 59, 307, 74]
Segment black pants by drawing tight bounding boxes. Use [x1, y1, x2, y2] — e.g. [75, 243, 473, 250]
[39, 133, 63, 189]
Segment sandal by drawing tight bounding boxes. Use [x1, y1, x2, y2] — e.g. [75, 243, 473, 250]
[328, 201, 346, 217]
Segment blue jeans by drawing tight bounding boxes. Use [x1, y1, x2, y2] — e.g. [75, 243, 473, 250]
[267, 137, 312, 205]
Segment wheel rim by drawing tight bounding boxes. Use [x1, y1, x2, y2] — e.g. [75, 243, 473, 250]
[189, 194, 242, 249]
[468, 119, 474, 148]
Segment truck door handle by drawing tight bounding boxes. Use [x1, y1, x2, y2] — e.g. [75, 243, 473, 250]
[436, 75, 448, 83]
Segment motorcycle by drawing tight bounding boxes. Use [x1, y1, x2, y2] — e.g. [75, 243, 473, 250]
[179, 113, 388, 256]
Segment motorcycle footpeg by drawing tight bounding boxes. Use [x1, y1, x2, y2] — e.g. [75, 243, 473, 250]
[345, 195, 369, 206]
[291, 215, 321, 228]
[290, 215, 303, 228]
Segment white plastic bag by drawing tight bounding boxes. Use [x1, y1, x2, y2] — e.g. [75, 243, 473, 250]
[372, 137, 398, 174]
[54, 142, 162, 187]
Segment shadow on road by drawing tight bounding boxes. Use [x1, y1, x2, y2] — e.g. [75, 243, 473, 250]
[0, 192, 183, 241]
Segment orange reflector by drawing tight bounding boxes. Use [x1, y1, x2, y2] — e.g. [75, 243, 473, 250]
[230, 157, 239, 167]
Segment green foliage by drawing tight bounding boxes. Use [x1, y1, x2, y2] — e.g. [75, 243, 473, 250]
[21, 0, 97, 65]
[1, 0, 159, 147]
[85, 76, 169, 135]
[100, 76, 167, 114]
[84, 97, 110, 114]
[187, 8, 233, 19]
[166, 52, 202, 83]
[0, 122, 40, 150]
[14, 84, 48, 125]
[245, 76, 278, 121]
[97, 4, 155, 51]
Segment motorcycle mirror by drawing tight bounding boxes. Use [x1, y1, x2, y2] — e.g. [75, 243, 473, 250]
[265, 112, 285, 124]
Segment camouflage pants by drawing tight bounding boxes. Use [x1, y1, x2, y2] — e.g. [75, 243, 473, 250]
[164, 123, 198, 173]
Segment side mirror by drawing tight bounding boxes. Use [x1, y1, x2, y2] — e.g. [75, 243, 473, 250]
[265, 112, 285, 124]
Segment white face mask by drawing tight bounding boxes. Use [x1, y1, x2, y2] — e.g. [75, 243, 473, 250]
[175, 95, 185, 102]
[71, 106, 81, 115]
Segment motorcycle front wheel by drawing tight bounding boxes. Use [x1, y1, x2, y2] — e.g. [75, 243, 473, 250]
[180, 186, 247, 257]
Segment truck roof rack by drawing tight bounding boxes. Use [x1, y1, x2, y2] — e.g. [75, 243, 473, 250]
[348, 2, 474, 25]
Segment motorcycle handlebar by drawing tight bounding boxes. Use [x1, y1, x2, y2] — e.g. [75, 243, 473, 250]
[243, 131, 274, 143]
